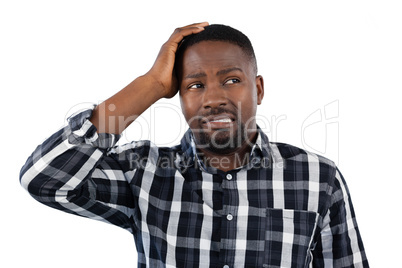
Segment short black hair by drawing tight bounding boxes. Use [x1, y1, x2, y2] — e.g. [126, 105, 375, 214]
[176, 24, 258, 73]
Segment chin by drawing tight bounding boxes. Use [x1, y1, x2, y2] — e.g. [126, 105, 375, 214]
[197, 127, 245, 153]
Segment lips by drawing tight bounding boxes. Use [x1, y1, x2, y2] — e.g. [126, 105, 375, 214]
[201, 113, 235, 129]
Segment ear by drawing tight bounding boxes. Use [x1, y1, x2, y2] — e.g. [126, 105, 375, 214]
[255, 75, 264, 105]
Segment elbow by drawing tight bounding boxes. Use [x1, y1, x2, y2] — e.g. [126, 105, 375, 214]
[19, 156, 34, 193]
[19, 158, 57, 202]
[20, 156, 80, 206]
[19, 168, 45, 201]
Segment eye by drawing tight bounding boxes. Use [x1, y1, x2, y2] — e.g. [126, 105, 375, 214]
[188, 83, 204, 90]
[224, 78, 240, 85]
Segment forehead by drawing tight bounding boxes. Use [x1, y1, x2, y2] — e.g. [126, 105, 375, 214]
[178, 41, 252, 75]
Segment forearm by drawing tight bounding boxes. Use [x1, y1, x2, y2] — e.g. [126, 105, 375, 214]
[91, 74, 165, 134]
[90, 23, 209, 135]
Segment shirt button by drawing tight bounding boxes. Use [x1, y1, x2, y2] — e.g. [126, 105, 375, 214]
[226, 214, 233, 221]
[226, 174, 232, 180]
[223, 265, 230, 268]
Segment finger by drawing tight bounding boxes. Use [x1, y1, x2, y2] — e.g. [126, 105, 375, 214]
[169, 22, 209, 42]
[179, 22, 209, 29]
[168, 24, 208, 45]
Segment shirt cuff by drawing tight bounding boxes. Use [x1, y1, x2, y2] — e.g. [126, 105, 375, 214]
[67, 106, 120, 149]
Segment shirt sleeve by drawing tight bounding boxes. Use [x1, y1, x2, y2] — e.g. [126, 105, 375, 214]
[19, 107, 136, 233]
[312, 167, 369, 267]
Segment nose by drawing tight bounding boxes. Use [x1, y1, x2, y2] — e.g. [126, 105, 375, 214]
[202, 84, 228, 109]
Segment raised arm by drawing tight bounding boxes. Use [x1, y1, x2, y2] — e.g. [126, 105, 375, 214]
[19, 22, 208, 232]
[91, 22, 209, 134]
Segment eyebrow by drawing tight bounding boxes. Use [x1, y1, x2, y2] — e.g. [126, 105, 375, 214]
[216, 67, 243, 76]
[184, 67, 243, 80]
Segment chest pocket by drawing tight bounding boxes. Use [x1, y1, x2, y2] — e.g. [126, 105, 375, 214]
[263, 208, 318, 268]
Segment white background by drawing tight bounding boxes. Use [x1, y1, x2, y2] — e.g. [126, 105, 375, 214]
[1, 1, 401, 267]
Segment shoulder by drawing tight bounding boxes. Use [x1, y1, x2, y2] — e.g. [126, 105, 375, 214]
[269, 141, 337, 179]
[270, 142, 335, 165]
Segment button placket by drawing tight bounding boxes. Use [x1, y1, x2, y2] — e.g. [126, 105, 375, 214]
[221, 172, 237, 268]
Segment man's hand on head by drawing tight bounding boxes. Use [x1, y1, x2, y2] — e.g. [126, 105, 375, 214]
[146, 22, 209, 99]
[90, 22, 208, 134]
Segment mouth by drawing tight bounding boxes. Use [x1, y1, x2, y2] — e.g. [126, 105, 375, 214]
[201, 114, 235, 130]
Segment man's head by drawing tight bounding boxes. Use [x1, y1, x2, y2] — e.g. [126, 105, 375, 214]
[176, 24, 264, 155]
[176, 24, 258, 75]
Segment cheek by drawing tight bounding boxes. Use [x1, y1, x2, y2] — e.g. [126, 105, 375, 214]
[180, 95, 198, 123]
[237, 91, 258, 122]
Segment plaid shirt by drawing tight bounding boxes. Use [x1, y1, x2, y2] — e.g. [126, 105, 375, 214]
[20, 108, 369, 268]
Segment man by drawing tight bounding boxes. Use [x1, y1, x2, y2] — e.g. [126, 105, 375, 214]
[20, 22, 369, 267]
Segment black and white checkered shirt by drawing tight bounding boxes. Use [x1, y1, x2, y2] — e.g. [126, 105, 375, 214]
[20, 108, 369, 267]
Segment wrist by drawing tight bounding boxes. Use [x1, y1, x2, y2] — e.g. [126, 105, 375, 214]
[142, 71, 174, 99]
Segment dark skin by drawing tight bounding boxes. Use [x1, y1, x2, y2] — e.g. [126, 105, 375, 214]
[177, 41, 264, 170]
[90, 22, 264, 171]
